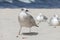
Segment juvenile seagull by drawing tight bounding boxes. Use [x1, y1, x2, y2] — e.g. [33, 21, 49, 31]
[17, 8, 39, 36]
[36, 13, 48, 24]
[48, 14, 60, 28]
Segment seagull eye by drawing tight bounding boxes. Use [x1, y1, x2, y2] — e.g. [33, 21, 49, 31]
[26, 10, 29, 12]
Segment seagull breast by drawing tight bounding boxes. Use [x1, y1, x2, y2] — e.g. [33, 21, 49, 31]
[18, 12, 37, 27]
[50, 17, 59, 26]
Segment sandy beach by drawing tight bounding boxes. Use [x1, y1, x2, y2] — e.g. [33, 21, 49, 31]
[0, 8, 60, 40]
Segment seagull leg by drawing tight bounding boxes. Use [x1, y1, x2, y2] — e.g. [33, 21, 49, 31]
[16, 26, 22, 37]
[19, 26, 22, 35]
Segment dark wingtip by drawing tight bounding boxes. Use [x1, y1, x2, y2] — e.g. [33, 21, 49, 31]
[36, 25, 39, 27]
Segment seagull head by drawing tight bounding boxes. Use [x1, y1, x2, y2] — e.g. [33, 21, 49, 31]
[21, 8, 29, 12]
[21, 8, 27, 11]
[25, 9, 29, 13]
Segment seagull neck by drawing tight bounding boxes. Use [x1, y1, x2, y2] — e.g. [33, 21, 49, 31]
[20, 11, 25, 13]
[20, 11, 27, 16]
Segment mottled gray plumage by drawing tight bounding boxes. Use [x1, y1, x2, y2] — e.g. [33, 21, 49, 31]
[18, 11, 38, 27]
[17, 9, 38, 37]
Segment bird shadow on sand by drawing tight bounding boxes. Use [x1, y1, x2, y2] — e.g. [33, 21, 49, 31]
[22, 32, 38, 36]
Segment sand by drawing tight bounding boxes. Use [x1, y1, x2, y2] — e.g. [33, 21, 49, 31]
[0, 8, 60, 40]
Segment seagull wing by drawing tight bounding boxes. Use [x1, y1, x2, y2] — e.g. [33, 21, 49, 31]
[27, 13, 38, 27]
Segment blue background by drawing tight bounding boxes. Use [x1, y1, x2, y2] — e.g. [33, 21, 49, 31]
[0, 0, 60, 8]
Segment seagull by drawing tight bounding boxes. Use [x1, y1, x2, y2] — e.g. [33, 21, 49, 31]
[36, 13, 48, 24]
[17, 8, 39, 37]
[48, 14, 60, 28]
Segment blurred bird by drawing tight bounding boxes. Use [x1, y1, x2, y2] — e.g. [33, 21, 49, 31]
[17, 8, 39, 37]
[36, 13, 48, 24]
[48, 14, 60, 28]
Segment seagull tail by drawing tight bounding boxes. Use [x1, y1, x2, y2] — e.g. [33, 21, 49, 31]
[35, 25, 39, 27]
